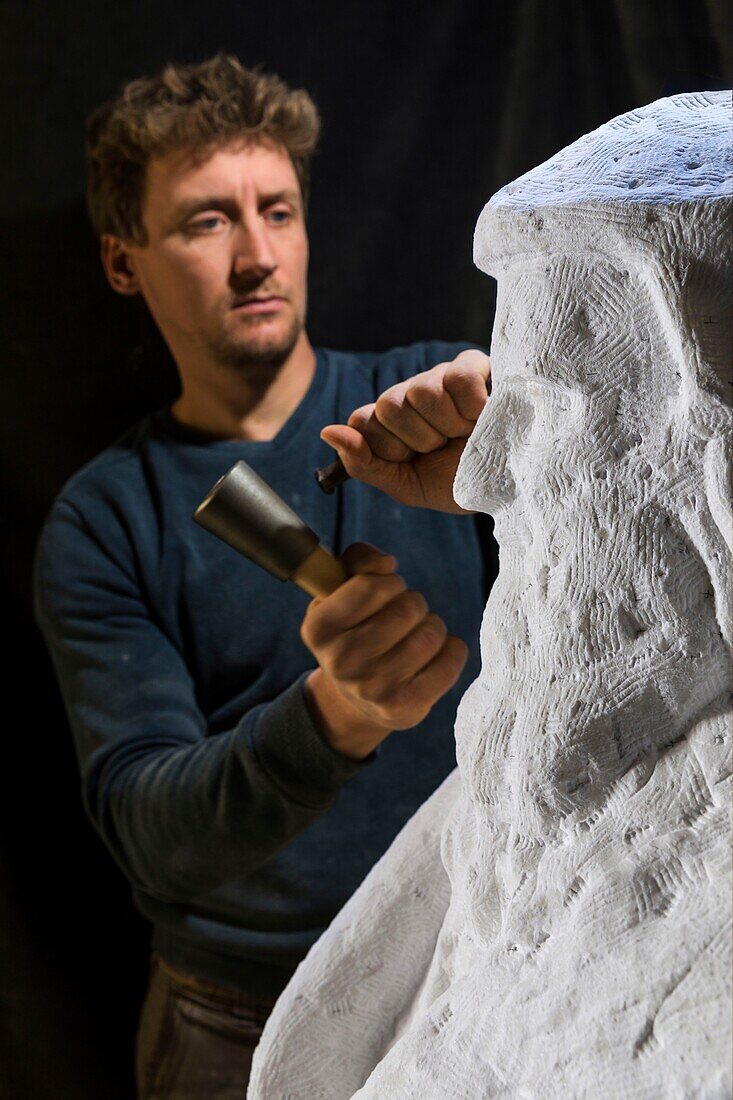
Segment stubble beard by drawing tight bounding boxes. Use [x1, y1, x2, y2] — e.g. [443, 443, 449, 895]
[208, 309, 303, 393]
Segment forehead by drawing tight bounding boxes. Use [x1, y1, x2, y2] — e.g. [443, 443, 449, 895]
[142, 139, 300, 213]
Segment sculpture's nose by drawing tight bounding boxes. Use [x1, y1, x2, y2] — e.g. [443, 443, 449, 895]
[454, 380, 535, 513]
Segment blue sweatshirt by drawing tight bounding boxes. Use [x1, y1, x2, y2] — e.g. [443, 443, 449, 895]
[34, 342, 485, 997]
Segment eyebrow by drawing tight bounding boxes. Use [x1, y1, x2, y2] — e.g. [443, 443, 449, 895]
[171, 189, 302, 223]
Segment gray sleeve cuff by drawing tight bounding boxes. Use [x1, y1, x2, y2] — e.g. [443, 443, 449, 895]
[248, 672, 376, 811]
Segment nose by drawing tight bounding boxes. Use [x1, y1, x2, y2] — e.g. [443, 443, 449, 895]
[231, 218, 278, 282]
[455, 382, 534, 513]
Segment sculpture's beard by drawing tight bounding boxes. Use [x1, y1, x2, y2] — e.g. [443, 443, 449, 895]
[208, 309, 303, 393]
[457, 475, 731, 835]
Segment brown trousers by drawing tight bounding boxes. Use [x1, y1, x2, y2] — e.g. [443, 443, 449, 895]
[135, 956, 278, 1099]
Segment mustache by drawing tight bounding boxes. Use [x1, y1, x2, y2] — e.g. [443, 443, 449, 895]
[229, 267, 288, 305]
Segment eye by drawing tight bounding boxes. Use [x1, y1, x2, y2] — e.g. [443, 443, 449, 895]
[187, 214, 227, 233]
[265, 206, 293, 225]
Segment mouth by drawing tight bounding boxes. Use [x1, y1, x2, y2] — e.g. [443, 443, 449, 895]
[231, 295, 287, 315]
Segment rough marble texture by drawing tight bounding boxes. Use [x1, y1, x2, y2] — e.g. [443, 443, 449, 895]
[248, 92, 733, 1099]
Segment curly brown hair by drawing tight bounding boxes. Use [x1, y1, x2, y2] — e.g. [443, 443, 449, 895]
[85, 53, 320, 244]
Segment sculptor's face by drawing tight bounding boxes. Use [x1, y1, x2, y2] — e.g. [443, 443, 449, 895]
[103, 140, 309, 376]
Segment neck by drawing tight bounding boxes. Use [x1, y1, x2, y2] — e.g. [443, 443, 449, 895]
[169, 331, 316, 441]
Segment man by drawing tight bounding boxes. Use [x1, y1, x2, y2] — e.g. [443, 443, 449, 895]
[34, 53, 491, 1096]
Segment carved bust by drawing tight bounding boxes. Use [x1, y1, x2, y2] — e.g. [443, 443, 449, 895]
[249, 92, 732, 1100]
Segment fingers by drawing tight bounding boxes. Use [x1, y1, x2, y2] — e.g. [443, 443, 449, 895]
[320, 423, 416, 502]
[317, 350, 490, 510]
[333, 588, 430, 666]
[346, 627, 468, 729]
[300, 540, 470, 738]
[374, 388, 448, 452]
[399, 350, 490, 439]
[374, 610, 448, 683]
[327, 351, 491, 462]
[346, 405, 415, 462]
[320, 423, 377, 466]
[389, 635, 469, 721]
[304, 572, 404, 639]
[302, 545, 406, 646]
[301, 544, 464, 689]
[340, 541, 398, 576]
[441, 350, 492, 420]
[383, 366, 477, 441]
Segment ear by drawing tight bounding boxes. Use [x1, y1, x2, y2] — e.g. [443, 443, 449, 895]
[100, 234, 142, 296]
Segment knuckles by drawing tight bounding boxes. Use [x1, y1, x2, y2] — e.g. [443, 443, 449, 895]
[408, 612, 448, 655]
[357, 676, 391, 706]
[396, 588, 429, 622]
[300, 573, 406, 651]
[341, 543, 393, 573]
[347, 354, 489, 447]
[450, 348, 490, 370]
[347, 572, 406, 601]
[299, 565, 466, 730]
[374, 388, 405, 423]
[327, 648, 370, 684]
[445, 364, 484, 391]
[408, 370, 446, 399]
[347, 404, 375, 430]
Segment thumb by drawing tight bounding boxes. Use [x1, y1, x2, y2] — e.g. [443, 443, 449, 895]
[320, 424, 374, 473]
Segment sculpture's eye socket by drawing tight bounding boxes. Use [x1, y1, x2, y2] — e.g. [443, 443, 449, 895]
[682, 259, 733, 403]
[525, 379, 577, 420]
[478, 378, 581, 464]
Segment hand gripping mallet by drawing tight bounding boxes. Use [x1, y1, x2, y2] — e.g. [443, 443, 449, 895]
[194, 460, 347, 598]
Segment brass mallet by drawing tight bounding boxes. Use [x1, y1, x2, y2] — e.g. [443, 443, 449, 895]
[194, 460, 347, 598]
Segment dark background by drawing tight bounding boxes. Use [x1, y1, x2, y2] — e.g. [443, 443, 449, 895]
[1, 1, 729, 1096]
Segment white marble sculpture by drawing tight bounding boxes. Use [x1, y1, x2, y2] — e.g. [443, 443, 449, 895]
[248, 92, 733, 1099]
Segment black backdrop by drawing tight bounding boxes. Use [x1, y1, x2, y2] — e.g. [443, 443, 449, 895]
[1, 2, 729, 1096]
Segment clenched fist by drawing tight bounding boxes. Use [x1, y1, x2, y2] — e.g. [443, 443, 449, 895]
[321, 348, 490, 512]
[302, 543, 468, 760]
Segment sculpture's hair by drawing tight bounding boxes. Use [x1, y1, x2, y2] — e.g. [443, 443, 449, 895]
[85, 53, 321, 244]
